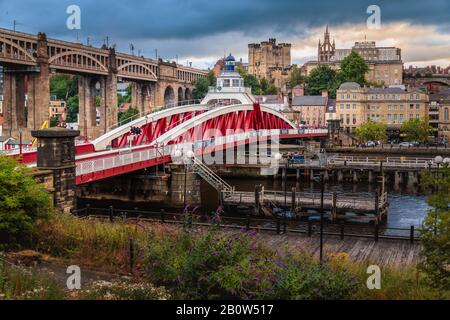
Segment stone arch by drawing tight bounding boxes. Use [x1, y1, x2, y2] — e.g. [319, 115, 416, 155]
[164, 86, 175, 107]
[178, 87, 184, 104]
[185, 88, 192, 101]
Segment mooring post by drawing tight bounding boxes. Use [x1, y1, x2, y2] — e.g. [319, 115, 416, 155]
[308, 219, 312, 237]
[340, 220, 345, 240]
[291, 187, 297, 219]
[410, 226, 415, 245]
[276, 218, 281, 235]
[160, 209, 166, 223]
[129, 238, 135, 275]
[254, 185, 261, 215]
[109, 206, 114, 222]
[374, 223, 379, 243]
[246, 214, 251, 231]
[332, 192, 337, 221]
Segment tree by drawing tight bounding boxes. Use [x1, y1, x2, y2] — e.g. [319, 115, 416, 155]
[50, 74, 78, 100]
[339, 51, 369, 85]
[288, 64, 304, 89]
[355, 120, 387, 142]
[193, 71, 216, 100]
[66, 96, 79, 123]
[260, 78, 277, 95]
[0, 155, 52, 249]
[118, 107, 139, 125]
[419, 164, 450, 290]
[401, 118, 433, 142]
[305, 65, 339, 98]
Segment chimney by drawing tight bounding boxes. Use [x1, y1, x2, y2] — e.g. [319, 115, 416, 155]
[293, 85, 305, 97]
[322, 90, 328, 98]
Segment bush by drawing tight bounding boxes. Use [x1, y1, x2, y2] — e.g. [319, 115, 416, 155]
[0, 155, 52, 249]
[146, 227, 357, 300]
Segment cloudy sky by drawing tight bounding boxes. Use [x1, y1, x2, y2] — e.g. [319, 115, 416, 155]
[1, 0, 450, 69]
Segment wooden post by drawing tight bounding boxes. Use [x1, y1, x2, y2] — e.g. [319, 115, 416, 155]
[129, 238, 135, 275]
[246, 214, 251, 231]
[308, 220, 312, 237]
[160, 209, 165, 223]
[109, 206, 114, 222]
[291, 187, 297, 219]
[410, 226, 415, 244]
[340, 220, 345, 240]
[254, 185, 261, 215]
[276, 218, 281, 235]
[374, 223, 379, 243]
[332, 192, 337, 221]
[86, 204, 91, 216]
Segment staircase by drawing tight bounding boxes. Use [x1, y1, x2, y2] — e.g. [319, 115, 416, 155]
[190, 157, 235, 196]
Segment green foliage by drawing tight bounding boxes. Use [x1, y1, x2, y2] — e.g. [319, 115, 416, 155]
[305, 65, 340, 98]
[49, 116, 58, 128]
[0, 156, 52, 250]
[288, 64, 304, 89]
[50, 74, 79, 123]
[66, 96, 79, 123]
[260, 78, 277, 95]
[193, 71, 217, 100]
[355, 120, 388, 142]
[339, 51, 369, 85]
[0, 262, 65, 300]
[50, 74, 78, 100]
[118, 107, 139, 126]
[419, 164, 450, 290]
[146, 227, 356, 300]
[401, 118, 433, 142]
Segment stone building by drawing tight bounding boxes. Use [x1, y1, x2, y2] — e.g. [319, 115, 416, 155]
[429, 91, 450, 142]
[335, 82, 429, 138]
[305, 27, 404, 86]
[248, 39, 291, 93]
[291, 85, 332, 128]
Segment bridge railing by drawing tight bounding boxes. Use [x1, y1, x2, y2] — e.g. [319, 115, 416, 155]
[109, 99, 203, 132]
[328, 156, 435, 168]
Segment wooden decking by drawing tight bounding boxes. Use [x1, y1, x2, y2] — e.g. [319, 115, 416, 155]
[255, 232, 422, 267]
[224, 190, 386, 214]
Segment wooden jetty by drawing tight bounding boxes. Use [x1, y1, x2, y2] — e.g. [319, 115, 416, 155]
[222, 187, 389, 222]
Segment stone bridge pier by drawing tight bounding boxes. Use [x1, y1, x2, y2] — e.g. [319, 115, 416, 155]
[2, 32, 50, 140]
[131, 81, 156, 115]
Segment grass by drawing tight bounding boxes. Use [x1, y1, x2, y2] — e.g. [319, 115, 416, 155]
[0, 258, 65, 300]
[31, 213, 450, 300]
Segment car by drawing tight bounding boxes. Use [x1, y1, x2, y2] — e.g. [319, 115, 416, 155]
[366, 141, 376, 148]
[399, 142, 413, 148]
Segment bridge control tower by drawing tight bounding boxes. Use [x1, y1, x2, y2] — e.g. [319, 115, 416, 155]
[201, 54, 255, 106]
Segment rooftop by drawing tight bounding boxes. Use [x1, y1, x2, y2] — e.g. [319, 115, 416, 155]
[292, 96, 328, 106]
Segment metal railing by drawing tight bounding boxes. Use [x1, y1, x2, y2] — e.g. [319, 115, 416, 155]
[71, 205, 421, 243]
[327, 156, 435, 168]
[191, 156, 235, 195]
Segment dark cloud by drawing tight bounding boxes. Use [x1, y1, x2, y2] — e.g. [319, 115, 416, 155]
[0, 0, 449, 66]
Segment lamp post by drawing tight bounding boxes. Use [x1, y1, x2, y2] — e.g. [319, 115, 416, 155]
[183, 150, 195, 209]
[433, 156, 444, 235]
[320, 173, 325, 266]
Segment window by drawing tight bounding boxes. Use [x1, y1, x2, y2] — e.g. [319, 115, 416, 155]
[223, 79, 230, 87]
[387, 114, 392, 123]
[394, 114, 398, 124]
[340, 104, 344, 110]
[400, 114, 404, 123]
[346, 104, 350, 110]
[346, 114, 350, 125]
[353, 104, 357, 110]
[445, 108, 449, 121]
[353, 114, 357, 125]
[232, 79, 240, 87]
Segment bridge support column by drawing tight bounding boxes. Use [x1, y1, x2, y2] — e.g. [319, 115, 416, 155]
[131, 81, 155, 115]
[324, 170, 330, 182]
[78, 75, 98, 140]
[353, 170, 359, 183]
[337, 170, 344, 183]
[169, 166, 201, 207]
[368, 170, 374, 183]
[31, 128, 79, 214]
[394, 171, 402, 189]
[407, 172, 419, 189]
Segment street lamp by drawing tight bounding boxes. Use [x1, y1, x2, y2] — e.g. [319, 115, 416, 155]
[434, 156, 443, 169]
[320, 173, 325, 266]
